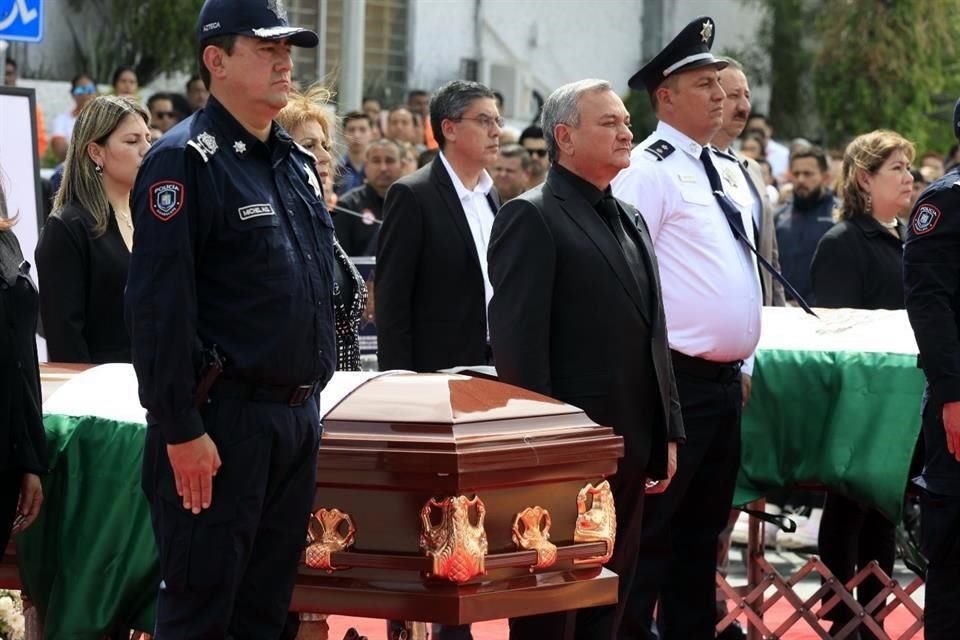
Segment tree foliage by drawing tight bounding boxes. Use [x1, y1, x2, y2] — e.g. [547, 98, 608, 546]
[64, 0, 205, 86]
[813, 0, 960, 152]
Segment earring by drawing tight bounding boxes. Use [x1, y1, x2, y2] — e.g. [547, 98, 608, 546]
[94, 163, 103, 176]
[865, 193, 872, 215]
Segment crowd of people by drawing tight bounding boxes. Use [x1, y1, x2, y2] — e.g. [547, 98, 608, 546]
[3, 2, 960, 640]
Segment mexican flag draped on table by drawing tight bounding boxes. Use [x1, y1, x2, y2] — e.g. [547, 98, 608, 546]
[735, 307, 925, 521]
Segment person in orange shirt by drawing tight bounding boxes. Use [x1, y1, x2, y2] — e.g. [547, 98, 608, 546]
[4, 58, 48, 158]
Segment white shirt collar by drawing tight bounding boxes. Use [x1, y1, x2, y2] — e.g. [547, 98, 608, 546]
[439, 151, 494, 200]
[655, 121, 705, 159]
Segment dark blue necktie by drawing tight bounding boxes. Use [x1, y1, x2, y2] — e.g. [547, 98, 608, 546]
[699, 147, 817, 317]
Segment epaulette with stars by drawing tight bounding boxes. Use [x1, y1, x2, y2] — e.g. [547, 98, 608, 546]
[644, 139, 675, 161]
[185, 131, 219, 164]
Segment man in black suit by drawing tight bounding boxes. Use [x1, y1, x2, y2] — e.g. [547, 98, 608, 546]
[489, 78, 684, 640]
[376, 80, 502, 374]
[376, 79, 502, 640]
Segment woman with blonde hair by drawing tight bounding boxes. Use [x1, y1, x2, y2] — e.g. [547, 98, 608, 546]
[811, 129, 916, 639]
[36, 95, 151, 363]
[277, 85, 366, 372]
[0, 174, 47, 552]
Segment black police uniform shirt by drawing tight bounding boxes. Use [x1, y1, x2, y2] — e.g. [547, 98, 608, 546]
[904, 168, 960, 496]
[126, 95, 336, 446]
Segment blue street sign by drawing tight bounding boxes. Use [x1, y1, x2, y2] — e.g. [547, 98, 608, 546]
[0, 0, 43, 43]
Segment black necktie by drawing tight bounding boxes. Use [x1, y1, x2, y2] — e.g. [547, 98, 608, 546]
[598, 195, 648, 293]
[699, 147, 817, 317]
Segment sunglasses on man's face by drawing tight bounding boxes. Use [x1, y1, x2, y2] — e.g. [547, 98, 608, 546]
[525, 147, 548, 158]
[154, 111, 177, 120]
[72, 84, 96, 96]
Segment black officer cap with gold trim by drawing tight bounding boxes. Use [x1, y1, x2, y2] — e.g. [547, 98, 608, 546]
[629, 16, 727, 93]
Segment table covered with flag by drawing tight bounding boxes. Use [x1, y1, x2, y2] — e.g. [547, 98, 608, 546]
[734, 307, 926, 521]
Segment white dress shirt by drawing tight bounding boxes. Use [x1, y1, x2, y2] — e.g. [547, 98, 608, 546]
[612, 121, 761, 373]
[438, 151, 496, 315]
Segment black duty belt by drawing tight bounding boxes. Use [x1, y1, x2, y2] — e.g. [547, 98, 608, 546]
[670, 349, 742, 383]
[211, 377, 322, 407]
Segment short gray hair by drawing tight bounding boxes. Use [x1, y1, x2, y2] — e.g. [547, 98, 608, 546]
[541, 79, 613, 163]
[430, 80, 496, 150]
[719, 56, 744, 71]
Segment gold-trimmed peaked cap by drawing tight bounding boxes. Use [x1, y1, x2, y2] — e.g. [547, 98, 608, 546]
[628, 16, 727, 93]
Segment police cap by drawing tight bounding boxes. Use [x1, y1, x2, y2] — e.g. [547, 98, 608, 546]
[197, 0, 319, 48]
[629, 16, 727, 93]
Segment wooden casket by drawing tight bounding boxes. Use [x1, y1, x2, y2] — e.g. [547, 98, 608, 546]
[293, 371, 624, 624]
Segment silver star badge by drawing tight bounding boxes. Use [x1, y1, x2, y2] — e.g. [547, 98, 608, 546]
[700, 20, 713, 43]
[233, 140, 247, 155]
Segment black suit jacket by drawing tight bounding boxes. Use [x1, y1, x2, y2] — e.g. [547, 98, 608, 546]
[376, 157, 501, 372]
[488, 169, 683, 477]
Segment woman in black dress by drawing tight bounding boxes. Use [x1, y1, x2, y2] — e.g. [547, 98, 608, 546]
[0, 178, 47, 551]
[36, 95, 151, 363]
[277, 85, 367, 371]
[811, 130, 916, 640]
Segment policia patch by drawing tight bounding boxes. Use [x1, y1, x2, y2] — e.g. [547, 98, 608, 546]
[913, 203, 941, 235]
[149, 181, 185, 221]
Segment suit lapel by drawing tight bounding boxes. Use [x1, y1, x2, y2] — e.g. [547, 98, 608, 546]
[546, 172, 650, 324]
[430, 158, 482, 271]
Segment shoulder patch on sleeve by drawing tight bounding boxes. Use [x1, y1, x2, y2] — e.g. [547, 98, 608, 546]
[149, 181, 185, 221]
[912, 202, 942, 235]
[644, 139, 675, 161]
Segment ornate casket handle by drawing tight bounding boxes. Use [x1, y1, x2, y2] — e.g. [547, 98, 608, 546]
[573, 480, 616, 565]
[304, 508, 356, 572]
[512, 506, 558, 572]
[420, 495, 489, 584]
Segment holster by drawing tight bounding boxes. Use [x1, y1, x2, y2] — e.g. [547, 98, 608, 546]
[194, 344, 224, 408]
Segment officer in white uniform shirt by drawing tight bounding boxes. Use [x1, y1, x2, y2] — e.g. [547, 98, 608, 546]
[611, 16, 762, 640]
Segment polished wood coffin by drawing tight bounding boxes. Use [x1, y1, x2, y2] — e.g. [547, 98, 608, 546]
[293, 372, 625, 624]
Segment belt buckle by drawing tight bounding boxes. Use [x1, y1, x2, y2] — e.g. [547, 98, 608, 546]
[289, 383, 315, 407]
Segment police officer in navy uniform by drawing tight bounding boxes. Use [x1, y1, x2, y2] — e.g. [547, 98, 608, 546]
[125, 1, 334, 637]
[904, 98, 960, 640]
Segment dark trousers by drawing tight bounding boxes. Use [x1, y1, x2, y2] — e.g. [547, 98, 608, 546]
[508, 470, 648, 640]
[620, 371, 742, 640]
[143, 396, 321, 640]
[920, 490, 960, 640]
[817, 493, 895, 639]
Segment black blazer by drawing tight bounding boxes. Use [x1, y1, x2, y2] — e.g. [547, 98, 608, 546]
[35, 203, 132, 363]
[376, 158, 501, 372]
[488, 169, 684, 477]
[0, 230, 47, 476]
[811, 214, 905, 310]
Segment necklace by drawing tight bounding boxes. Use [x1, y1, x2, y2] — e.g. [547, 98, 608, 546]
[115, 210, 133, 231]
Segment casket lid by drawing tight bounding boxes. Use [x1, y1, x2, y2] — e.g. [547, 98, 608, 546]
[326, 372, 579, 424]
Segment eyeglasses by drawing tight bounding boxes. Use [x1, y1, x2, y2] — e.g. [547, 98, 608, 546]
[154, 111, 177, 119]
[456, 115, 505, 130]
[524, 147, 548, 158]
[72, 84, 96, 96]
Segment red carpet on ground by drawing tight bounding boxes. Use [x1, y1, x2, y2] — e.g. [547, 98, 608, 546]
[327, 598, 924, 639]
